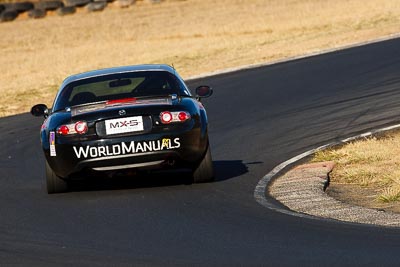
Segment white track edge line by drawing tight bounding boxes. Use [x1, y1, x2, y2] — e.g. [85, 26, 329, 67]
[254, 123, 400, 223]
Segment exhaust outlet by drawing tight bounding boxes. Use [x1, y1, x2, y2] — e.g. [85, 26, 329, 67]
[166, 160, 175, 166]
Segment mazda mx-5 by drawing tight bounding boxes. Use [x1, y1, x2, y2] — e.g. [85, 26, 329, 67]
[31, 64, 214, 193]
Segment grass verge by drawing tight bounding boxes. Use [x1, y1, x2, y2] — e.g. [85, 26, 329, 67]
[1, 0, 400, 116]
[312, 130, 400, 204]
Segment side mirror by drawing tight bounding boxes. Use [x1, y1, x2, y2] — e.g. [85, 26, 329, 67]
[195, 85, 213, 100]
[31, 104, 48, 117]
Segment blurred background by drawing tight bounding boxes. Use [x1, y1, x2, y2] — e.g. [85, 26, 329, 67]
[1, 0, 399, 116]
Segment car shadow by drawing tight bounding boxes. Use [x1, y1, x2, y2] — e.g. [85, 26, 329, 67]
[67, 160, 250, 192]
[213, 160, 249, 182]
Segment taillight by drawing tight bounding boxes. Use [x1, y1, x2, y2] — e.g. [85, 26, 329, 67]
[178, 112, 190, 121]
[57, 125, 69, 135]
[159, 111, 191, 124]
[74, 121, 88, 134]
[160, 111, 173, 124]
[57, 121, 88, 135]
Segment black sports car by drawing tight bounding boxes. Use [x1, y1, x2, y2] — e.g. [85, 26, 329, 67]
[31, 64, 214, 193]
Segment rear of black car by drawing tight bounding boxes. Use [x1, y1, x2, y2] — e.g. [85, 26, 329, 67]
[44, 95, 209, 178]
[32, 65, 214, 193]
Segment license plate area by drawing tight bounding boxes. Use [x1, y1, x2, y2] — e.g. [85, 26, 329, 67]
[105, 116, 144, 135]
[96, 115, 152, 138]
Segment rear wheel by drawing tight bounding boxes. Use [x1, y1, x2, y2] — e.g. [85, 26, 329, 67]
[46, 161, 68, 194]
[192, 144, 214, 183]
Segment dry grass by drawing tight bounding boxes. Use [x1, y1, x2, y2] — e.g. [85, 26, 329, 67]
[1, 0, 400, 116]
[313, 132, 400, 202]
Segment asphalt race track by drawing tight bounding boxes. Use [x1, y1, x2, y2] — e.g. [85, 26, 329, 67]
[2, 38, 400, 266]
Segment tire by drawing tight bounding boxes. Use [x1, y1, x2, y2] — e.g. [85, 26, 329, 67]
[86, 1, 107, 12]
[46, 161, 68, 194]
[0, 5, 5, 15]
[28, 8, 46, 19]
[0, 10, 18, 22]
[64, 0, 90, 7]
[3, 3, 14, 11]
[12, 2, 34, 12]
[115, 0, 135, 8]
[35, 1, 64, 11]
[192, 144, 214, 183]
[57, 6, 76, 16]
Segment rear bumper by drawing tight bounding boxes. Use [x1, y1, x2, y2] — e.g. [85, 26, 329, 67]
[77, 150, 183, 172]
[45, 128, 207, 178]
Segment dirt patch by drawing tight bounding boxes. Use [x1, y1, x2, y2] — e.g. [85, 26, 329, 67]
[327, 183, 400, 213]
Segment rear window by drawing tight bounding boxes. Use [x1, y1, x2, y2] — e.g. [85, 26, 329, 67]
[53, 71, 189, 111]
